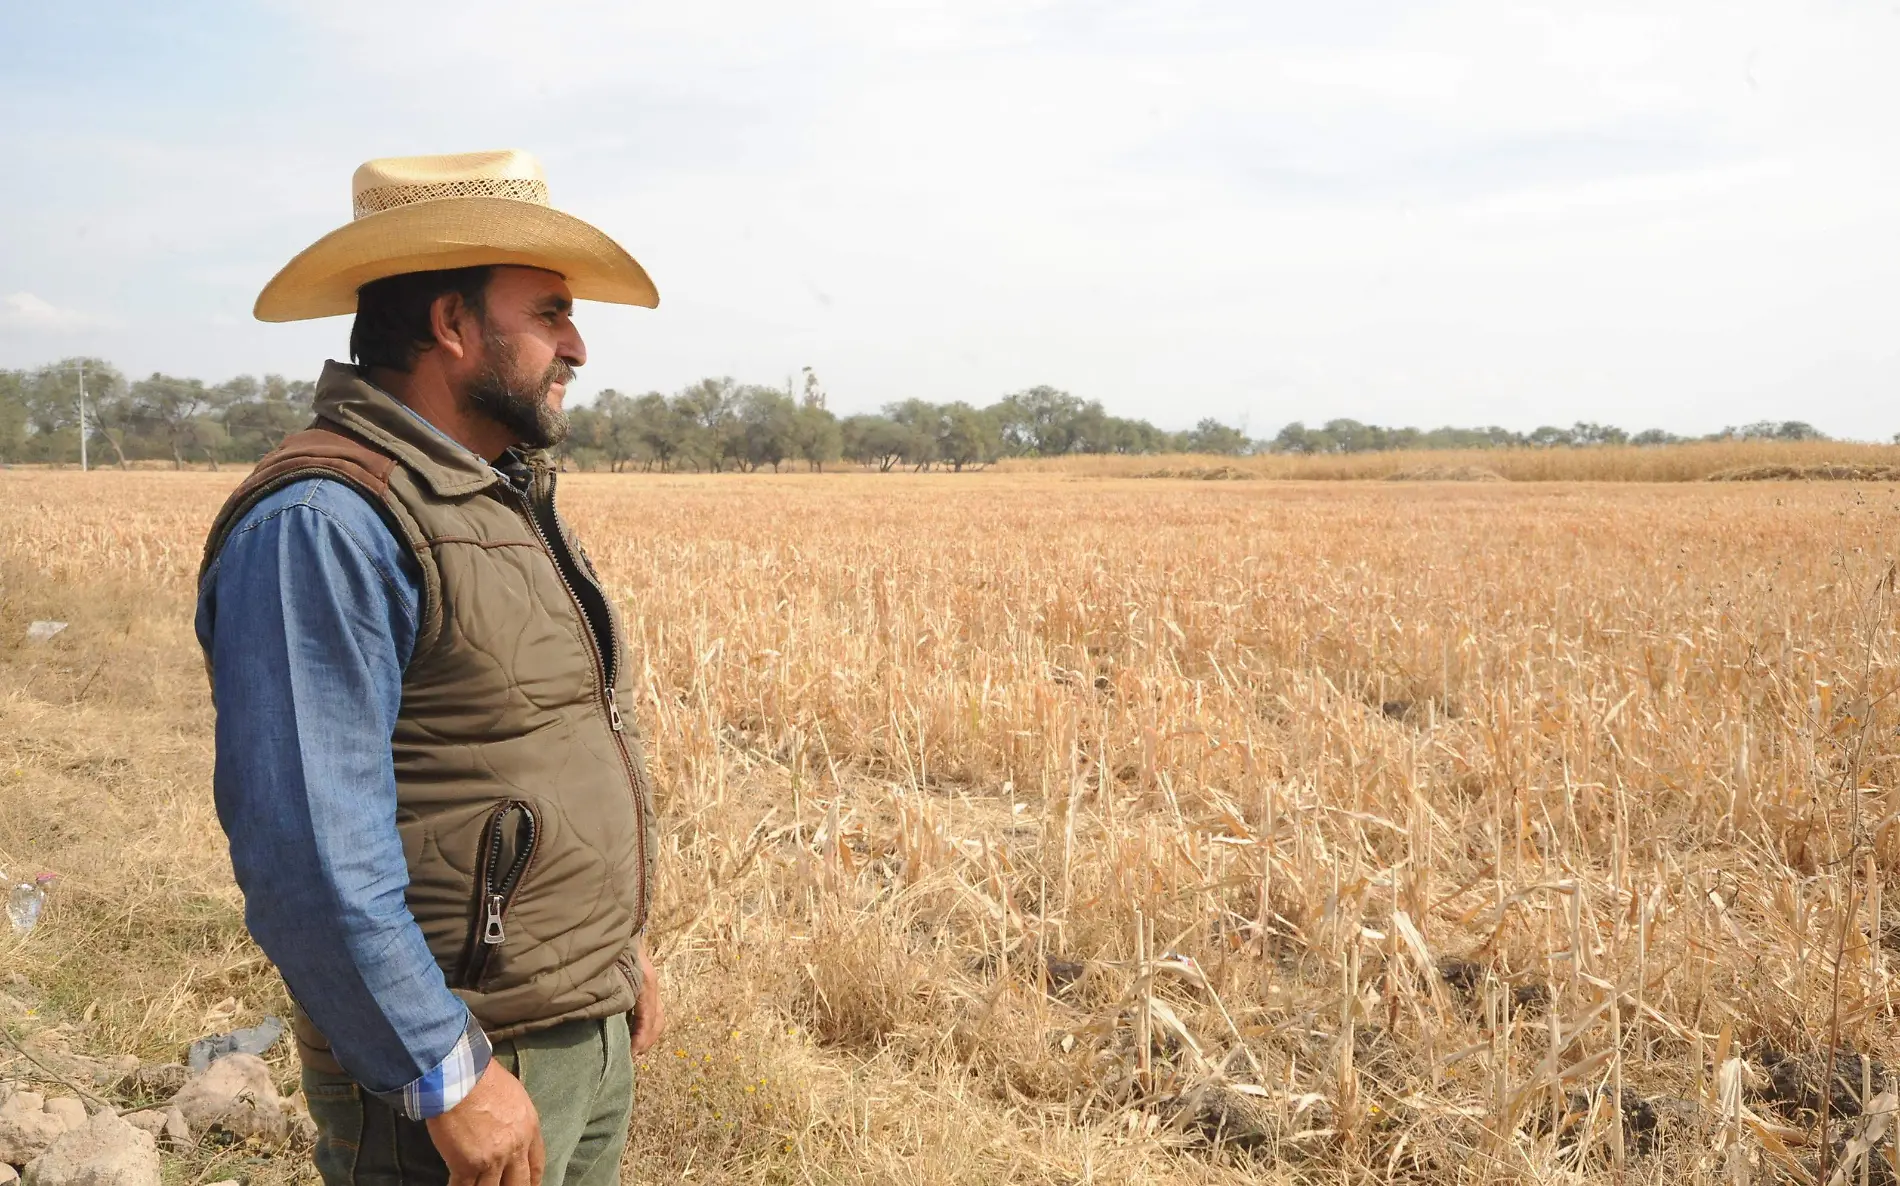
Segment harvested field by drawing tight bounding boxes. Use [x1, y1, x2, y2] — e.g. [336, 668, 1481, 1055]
[6, 469, 1900, 1184]
[1382, 465, 1505, 482]
[1710, 463, 1900, 482]
[1004, 439, 1900, 482]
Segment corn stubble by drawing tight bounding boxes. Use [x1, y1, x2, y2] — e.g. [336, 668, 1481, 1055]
[4, 469, 1900, 1185]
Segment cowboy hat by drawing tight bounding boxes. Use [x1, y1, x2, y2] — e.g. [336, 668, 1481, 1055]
[254, 149, 658, 322]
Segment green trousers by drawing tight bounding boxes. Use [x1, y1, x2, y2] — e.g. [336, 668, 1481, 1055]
[304, 1014, 634, 1186]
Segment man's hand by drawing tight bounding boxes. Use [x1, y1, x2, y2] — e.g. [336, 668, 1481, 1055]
[426, 1060, 545, 1186]
[630, 939, 665, 1056]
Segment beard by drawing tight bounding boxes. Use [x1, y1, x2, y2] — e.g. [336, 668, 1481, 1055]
[463, 330, 574, 450]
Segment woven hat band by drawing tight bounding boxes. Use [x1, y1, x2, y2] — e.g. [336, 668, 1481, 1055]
[353, 176, 551, 220]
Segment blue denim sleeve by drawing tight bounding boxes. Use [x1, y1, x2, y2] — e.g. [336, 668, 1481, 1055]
[194, 478, 489, 1113]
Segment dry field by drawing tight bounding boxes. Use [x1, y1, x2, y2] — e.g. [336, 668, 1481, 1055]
[6, 468, 1900, 1185]
[997, 439, 1900, 482]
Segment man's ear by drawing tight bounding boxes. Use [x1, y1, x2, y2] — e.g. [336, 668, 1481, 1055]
[429, 293, 479, 361]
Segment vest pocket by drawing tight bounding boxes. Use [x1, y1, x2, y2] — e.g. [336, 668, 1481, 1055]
[456, 801, 538, 989]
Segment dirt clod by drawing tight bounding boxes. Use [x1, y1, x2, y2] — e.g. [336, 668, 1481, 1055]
[1754, 1043, 1892, 1122]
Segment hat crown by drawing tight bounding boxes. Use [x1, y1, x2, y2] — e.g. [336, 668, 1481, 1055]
[350, 149, 550, 220]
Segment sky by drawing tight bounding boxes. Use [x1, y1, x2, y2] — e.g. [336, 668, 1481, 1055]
[2, 1, 1897, 438]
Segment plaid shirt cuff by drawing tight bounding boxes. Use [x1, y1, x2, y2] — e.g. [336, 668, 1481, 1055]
[372, 1013, 492, 1120]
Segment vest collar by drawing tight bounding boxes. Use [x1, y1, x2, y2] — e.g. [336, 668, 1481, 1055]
[311, 361, 500, 498]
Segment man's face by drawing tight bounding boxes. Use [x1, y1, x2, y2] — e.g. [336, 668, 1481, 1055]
[456, 266, 587, 450]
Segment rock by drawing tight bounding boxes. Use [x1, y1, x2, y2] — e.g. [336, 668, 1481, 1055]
[0, 1092, 68, 1166]
[24, 622, 68, 645]
[169, 1054, 283, 1142]
[287, 1111, 317, 1147]
[0, 1163, 17, 1185]
[110, 1066, 184, 1103]
[20, 1110, 157, 1186]
[114, 1114, 165, 1138]
[280, 1092, 316, 1148]
[158, 1110, 188, 1153]
[39, 1101, 85, 1135]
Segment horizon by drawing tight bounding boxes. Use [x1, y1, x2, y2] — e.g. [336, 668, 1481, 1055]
[3, 2, 1897, 439]
[0, 353, 1866, 446]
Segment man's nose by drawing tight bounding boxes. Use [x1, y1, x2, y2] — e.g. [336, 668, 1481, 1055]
[562, 323, 587, 369]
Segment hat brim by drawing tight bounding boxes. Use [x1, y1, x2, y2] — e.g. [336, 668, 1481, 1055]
[254, 197, 658, 322]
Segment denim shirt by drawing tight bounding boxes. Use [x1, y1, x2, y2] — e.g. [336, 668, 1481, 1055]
[195, 477, 490, 1118]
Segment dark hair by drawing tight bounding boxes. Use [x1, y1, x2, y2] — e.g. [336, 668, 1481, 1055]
[349, 266, 495, 372]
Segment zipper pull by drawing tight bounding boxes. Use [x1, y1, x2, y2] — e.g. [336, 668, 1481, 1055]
[607, 687, 624, 732]
[482, 894, 506, 945]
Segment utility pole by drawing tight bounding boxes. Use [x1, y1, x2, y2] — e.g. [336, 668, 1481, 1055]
[74, 360, 88, 472]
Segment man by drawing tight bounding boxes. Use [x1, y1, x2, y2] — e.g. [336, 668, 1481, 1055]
[195, 150, 664, 1186]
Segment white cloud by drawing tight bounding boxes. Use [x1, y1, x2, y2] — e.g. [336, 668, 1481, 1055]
[0, 293, 105, 333]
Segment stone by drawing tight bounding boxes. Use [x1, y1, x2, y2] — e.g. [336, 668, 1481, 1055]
[168, 1053, 283, 1142]
[21, 1110, 157, 1186]
[286, 1111, 317, 1148]
[0, 1093, 67, 1167]
[113, 1115, 164, 1139]
[158, 1111, 188, 1153]
[0, 1162, 17, 1185]
[280, 1092, 317, 1148]
[110, 1066, 183, 1104]
[38, 1102, 84, 1136]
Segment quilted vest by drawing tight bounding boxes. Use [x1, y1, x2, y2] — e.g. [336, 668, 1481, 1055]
[200, 361, 655, 1063]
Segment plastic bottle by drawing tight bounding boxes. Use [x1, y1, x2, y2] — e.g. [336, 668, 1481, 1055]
[7, 874, 53, 934]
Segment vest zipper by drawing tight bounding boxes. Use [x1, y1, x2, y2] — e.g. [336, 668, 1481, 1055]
[459, 800, 537, 988]
[502, 471, 650, 933]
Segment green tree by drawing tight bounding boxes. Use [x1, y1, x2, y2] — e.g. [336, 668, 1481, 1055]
[992, 386, 1087, 455]
[1271, 422, 1320, 454]
[937, 402, 1001, 471]
[21, 358, 122, 465]
[1184, 418, 1250, 455]
[884, 399, 945, 469]
[675, 377, 740, 471]
[0, 369, 28, 463]
[841, 414, 910, 471]
[1570, 421, 1628, 447]
[585, 390, 652, 472]
[735, 386, 799, 471]
[791, 403, 842, 471]
[129, 372, 215, 469]
[219, 374, 314, 461]
[628, 392, 691, 471]
[1737, 420, 1825, 442]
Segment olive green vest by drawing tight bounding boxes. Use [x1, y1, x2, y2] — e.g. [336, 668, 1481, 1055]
[201, 362, 656, 1064]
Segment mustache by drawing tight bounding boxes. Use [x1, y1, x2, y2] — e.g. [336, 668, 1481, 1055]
[543, 358, 576, 390]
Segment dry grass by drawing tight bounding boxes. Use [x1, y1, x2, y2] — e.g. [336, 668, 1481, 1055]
[1710, 463, 1900, 483]
[1000, 439, 1900, 482]
[7, 469, 1900, 1184]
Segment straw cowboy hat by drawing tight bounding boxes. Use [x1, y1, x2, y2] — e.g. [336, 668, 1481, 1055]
[254, 149, 658, 322]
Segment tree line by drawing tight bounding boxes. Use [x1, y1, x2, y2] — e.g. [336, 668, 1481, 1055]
[0, 356, 1832, 471]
